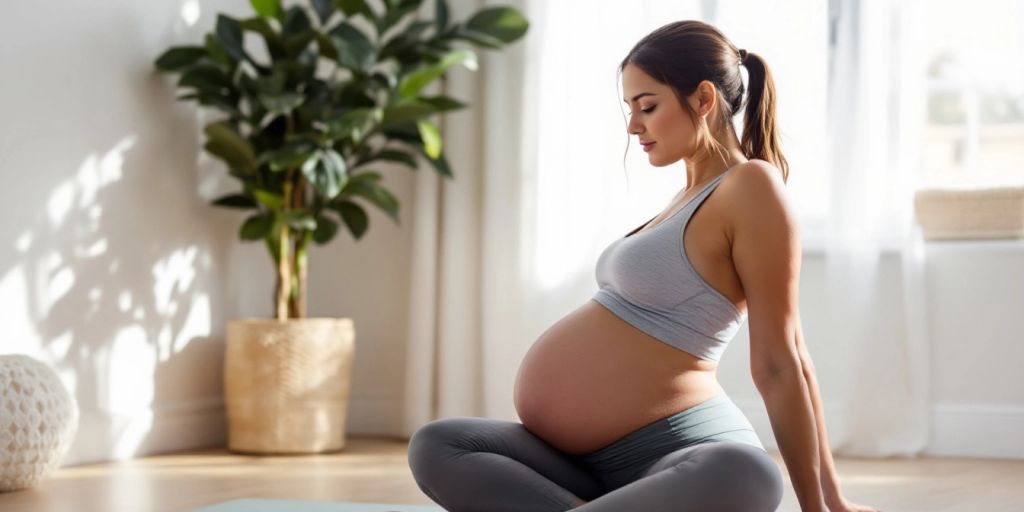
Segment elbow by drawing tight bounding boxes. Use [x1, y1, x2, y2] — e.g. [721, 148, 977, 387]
[751, 352, 805, 387]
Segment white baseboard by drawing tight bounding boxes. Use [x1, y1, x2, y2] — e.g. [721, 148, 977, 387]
[733, 398, 1024, 460]
[63, 397, 226, 467]
[927, 403, 1024, 459]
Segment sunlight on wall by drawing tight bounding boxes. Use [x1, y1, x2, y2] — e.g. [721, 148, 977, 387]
[102, 326, 155, 458]
[0, 266, 38, 355]
[181, 0, 201, 27]
[153, 246, 213, 358]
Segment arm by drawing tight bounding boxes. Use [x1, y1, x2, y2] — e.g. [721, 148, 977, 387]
[795, 323, 845, 507]
[729, 162, 826, 512]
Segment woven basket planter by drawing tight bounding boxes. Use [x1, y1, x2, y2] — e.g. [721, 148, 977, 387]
[914, 186, 1024, 240]
[224, 318, 356, 454]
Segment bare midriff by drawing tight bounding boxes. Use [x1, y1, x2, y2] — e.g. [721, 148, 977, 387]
[513, 298, 728, 455]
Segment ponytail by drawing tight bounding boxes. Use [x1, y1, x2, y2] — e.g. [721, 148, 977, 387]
[739, 51, 789, 183]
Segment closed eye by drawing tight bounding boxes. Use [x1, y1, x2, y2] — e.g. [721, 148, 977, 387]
[627, 106, 657, 116]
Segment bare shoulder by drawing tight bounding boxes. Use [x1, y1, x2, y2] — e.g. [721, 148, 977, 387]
[719, 159, 797, 241]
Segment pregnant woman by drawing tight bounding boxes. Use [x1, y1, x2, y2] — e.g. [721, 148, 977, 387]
[408, 20, 880, 512]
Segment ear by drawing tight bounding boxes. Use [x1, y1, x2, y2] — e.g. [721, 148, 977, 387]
[688, 80, 717, 117]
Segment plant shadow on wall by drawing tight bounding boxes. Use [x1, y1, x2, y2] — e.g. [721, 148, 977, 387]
[9, 28, 236, 460]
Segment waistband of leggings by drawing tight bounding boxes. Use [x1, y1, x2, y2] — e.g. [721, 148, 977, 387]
[574, 393, 758, 472]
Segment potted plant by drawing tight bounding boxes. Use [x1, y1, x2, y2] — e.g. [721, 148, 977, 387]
[153, 0, 528, 454]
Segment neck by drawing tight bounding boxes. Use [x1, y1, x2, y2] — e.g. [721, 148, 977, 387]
[683, 129, 747, 189]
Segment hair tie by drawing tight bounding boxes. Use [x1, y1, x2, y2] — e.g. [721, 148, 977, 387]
[738, 48, 748, 65]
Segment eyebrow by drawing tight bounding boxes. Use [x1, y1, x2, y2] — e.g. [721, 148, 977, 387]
[623, 92, 657, 103]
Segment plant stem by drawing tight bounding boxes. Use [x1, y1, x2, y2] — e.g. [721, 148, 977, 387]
[277, 177, 292, 321]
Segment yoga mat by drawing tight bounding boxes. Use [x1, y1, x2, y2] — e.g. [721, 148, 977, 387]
[192, 499, 444, 512]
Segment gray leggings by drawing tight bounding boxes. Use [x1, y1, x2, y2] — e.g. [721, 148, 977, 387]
[407, 393, 784, 511]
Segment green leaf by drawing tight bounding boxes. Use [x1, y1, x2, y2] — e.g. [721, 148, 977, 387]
[320, 148, 349, 198]
[212, 193, 257, 209]
[381, 99, 435, 127]
[250, 0, 280, 18]
[354, 149, 417, 169]
[204, 34, 231, 65]
[435, 0, 449, 32]
[465, 6, 529, 43]
[282, 210, 317, 230]
[203, 122, 257, 172]
[419, 94, 468, 112]
[215, 15, 245, 62]
[312, 214, 339, 244]
[258, 92, 305, 114]
[333, 200, 369, 239]
[346, 174, 400, 222]
[240, 213, 274, 240]
[281, 6, 312, 36]
[252, 66, 287, 94]
[397, 49, 477, 98]
[262, 140, 317, 171]
[450, 27, 504, 49]
[401, 142, 452, 178]
[284, 30, 316, 58]
[314, 31, 339, 60]
[301, 149, 348, 199]
[154, 46, 207, 71]
[193, 93, 244, 118]
[240, 17, 287, 60]
[310, 0, 335, 25]
[417, 119, 441, 159]
[375, 0, 421, 38]
[328, 22, 376, 72]
[178, 64, 232, 93]
[336, 0, 377, 21]
[326, 107, 383, 143]
[251, 187, 285, 210]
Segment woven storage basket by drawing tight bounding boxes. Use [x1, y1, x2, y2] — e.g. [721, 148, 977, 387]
[913, 186, 1024, 240]
[224, 318, 355, 454]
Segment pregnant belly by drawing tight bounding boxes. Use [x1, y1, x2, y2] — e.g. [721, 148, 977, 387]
[513, 299, 725, 455]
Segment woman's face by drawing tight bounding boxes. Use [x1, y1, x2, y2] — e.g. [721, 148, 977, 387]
[621, 63, 701, 167]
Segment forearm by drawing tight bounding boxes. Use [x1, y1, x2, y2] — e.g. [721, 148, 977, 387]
[755, 366, 827, 512]
[800, 354, 844, 506]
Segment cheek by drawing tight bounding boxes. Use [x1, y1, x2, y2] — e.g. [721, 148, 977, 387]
[654, 115, 696, 149]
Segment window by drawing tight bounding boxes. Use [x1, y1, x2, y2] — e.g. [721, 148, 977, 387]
[918, 0, 1024, 190]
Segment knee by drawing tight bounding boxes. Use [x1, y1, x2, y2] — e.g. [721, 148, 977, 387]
[407, 417, 479, 476]
[698, 443, 784, 511]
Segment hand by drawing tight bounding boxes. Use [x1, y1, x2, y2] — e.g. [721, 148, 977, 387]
[827, 495, 882, 512]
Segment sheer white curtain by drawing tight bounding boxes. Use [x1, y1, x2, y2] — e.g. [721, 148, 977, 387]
[402, 0, 932, 459]
[819, 0, 931, 457]
[402, 0, 712, 433]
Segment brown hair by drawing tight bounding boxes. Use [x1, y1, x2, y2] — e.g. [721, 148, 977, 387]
[619, 20, 789, 183]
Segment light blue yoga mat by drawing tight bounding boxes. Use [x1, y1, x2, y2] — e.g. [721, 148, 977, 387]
[192, 499, 445, 512]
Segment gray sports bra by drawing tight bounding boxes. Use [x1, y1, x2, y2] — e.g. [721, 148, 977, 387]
[591, 166, 747, 362]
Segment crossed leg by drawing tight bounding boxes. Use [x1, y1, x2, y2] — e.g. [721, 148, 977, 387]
[407, 417, 605, 511]
[408, 417, 783, 512]
[574, 441, 784, 511]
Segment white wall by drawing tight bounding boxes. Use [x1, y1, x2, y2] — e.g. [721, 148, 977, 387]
[0, 0, 415, 466]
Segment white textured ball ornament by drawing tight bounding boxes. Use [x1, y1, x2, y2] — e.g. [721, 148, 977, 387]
[0, 355, 79, 492]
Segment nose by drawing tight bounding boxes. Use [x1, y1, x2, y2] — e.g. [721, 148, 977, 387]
[627, 114, 643, 136]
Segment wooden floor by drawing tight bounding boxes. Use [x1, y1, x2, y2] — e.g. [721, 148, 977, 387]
[1, 436, 1022, 511]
